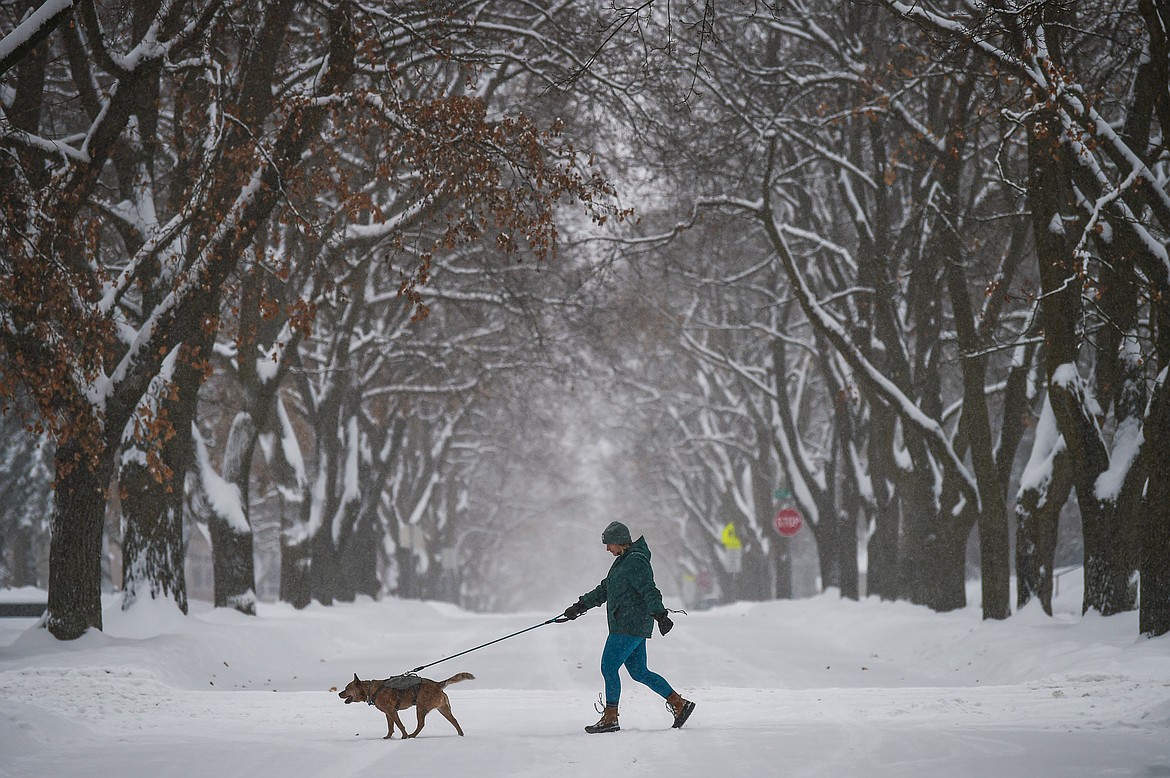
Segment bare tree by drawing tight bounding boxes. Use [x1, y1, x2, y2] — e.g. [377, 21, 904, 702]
[876, 0, 1170, 631]
[0, 0, 617, 637]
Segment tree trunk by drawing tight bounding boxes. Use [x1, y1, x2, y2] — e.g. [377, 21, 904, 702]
[747, 447, 782, 600]
[1140, 366, 1170, 637]
[119, 344, 205, 614]
[811, 519, 839, 592]
[771, 536, 793, 599]
[9, 522, 36, 587]
[119, 465, 189, 614]
[307, 414, 356, 605]
[197, 413, 259, 614]
[267, 419, 311, 608]
[866, 409, 901, 600]
[330, 507, 360, 603]
[1015, 419, 1075, 615]
[1049, 375, 1133, 616]
[897, 434, 963, 610]
[822, 392, 859, 601]
[829, 402, 860, 602]
[948, 307, 1011, 618]
[280, 492, 312, 609]
[916, 524, 968, 612]
[395, 546, 420, 599]
[997, 344, 1038, 493]
[941, 207, 1010, 619]
[46, 438, 111, 639]
[771, 315, 865, 602]
[207, 514, 256, 614]
[1084, 254, 1145, 615]
[310, 525, 343, 605]
[338, 416, 404, 600]
[341, 514, 381, 599]
[1026, 106, 1128, 616]
[304, 405, 352, 605]
[836, 507, 860, 601]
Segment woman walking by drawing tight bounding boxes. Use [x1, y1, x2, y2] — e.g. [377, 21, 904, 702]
[562, 521, 696, 733]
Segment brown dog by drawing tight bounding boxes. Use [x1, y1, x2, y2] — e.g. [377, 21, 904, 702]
[339, 672, 474, 739]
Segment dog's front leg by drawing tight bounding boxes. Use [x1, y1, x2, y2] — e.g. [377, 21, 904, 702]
[382, 709, 408, 739]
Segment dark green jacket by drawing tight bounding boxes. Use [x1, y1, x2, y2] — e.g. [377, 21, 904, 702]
[578, 536, 665, 638]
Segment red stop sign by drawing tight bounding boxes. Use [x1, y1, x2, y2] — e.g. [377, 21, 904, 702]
[774, 507, 802, 536]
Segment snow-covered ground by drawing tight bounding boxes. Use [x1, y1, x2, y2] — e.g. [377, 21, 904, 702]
[1, 580, 1168, 777]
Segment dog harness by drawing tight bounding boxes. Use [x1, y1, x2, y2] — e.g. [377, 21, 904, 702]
[367, 674, 424, 707]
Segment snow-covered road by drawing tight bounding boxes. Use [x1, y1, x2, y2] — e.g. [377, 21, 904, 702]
[1, 587, 1168, 777]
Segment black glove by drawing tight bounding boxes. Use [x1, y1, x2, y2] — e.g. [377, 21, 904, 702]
[563, 601, 587, 620]
[654, 612, 673, 636]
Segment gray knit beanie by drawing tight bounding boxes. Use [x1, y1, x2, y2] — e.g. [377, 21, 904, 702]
[601, 521, 633, 545]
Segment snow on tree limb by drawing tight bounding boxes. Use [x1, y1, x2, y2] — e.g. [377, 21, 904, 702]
[0, 0, 74, 77]
[879, 0, 1170, 281]
[745, 137, 981, 509]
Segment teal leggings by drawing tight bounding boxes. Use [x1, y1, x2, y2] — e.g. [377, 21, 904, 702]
[601, 633, 674, 706]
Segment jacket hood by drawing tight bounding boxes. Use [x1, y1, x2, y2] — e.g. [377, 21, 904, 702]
[626, 535, 650, 562]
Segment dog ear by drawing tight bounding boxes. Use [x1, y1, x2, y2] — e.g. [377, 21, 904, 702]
[353, 673, 360, 682]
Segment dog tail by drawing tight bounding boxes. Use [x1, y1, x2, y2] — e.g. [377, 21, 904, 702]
[440, 672, 475, 687]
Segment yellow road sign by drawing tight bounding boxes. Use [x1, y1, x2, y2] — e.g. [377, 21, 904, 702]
[721, 522, 743, 550]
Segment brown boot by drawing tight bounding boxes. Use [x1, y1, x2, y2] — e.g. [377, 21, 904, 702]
[584, 705, 619, 734]
[665, 692, 695, 729]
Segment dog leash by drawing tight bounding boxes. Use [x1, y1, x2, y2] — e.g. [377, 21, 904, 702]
[403, 615, 570, 675]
